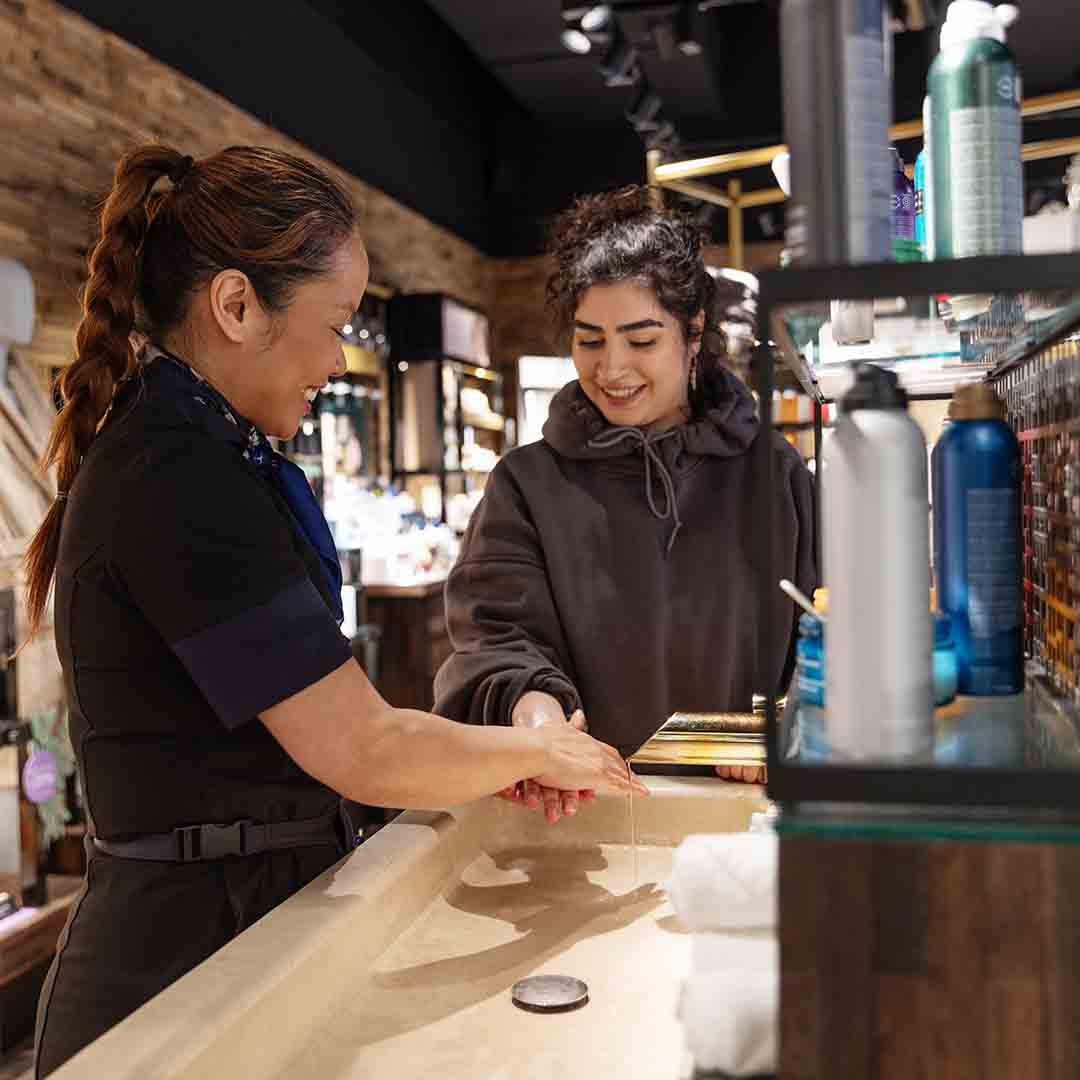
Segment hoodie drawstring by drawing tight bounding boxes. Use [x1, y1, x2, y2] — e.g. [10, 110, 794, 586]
[586, 427, 683, 554]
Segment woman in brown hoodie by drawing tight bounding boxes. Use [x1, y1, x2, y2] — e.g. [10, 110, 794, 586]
[434, 187, 816, 822]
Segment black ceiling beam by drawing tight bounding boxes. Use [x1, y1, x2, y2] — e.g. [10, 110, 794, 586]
[56, 0, 530, 255]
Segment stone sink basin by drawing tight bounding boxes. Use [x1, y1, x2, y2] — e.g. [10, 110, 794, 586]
[53, 777, 764, 1079]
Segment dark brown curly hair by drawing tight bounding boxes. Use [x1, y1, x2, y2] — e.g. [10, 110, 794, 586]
[545, 185, 722, 416]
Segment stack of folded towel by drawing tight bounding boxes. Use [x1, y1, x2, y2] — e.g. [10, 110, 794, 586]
[666, 832, 779, 1077]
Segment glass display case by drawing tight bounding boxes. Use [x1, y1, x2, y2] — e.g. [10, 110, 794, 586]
[388, 293, 505, 527]
[281, 289, 391, 507]
[756, 253, 1080, 809]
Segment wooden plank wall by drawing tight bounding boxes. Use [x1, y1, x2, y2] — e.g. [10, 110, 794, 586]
[780, 834, 1080, 1079]
[0, 0, 493, 372]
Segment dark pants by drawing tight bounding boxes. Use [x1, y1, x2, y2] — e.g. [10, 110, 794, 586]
[34, 839, 341, 1078]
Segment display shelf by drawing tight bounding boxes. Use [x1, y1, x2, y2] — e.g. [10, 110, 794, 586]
[755, 254, 1080, 812]
[451, 360, 500, 382]
[770, 313, 822, 402]
[461, 412, 505, 432]
[988, 292, 1080, 380]
[813, 358, 994, 402]
[762, 254, 1080, 404]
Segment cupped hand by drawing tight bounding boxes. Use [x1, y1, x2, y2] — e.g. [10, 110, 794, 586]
[715, 764, 767, 784]
[534, 719, 648, 803]
[509, 698, 598, 824]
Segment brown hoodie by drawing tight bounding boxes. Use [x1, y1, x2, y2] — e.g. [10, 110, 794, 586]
[433, 367, 816, 757]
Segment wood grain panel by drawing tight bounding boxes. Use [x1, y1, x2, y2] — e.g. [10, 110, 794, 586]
[782, 836, 1080, 1080]
[0, 0, 492, 372]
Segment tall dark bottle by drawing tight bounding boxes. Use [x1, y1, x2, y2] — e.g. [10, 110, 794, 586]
[780, 0, 893, 265]
[931, 384, 1022, 695]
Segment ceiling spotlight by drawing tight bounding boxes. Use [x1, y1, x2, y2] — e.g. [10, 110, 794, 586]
[675, 2, 703, 56]
[561, 27, 593, 53]
[599, 29, 639, 87]
[626, 82, 663, 131]
[651, 18, 678, 62]
[560, 1, 591, 19]
[644, 120, 678, 152]
[580, 4, 612, 32]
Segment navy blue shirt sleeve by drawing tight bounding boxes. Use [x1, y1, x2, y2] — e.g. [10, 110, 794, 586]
[111, 436, 352, 728]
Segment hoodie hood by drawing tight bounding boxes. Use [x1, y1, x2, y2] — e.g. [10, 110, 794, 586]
[541, 364, 759, 462]
[541, 365, 760, 556]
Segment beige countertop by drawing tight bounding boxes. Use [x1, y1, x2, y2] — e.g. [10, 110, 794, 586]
[53, 778, 766, 1080]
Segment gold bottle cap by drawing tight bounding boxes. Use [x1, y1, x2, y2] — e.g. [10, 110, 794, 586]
[951, 383, 1005, 421]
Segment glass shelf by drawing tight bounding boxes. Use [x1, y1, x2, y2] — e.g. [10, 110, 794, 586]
[779, 668, 1080, 773]
[755, 256, 1080, 812]
[767, 264, 1080, 402]
[776, 806, 1080, 845]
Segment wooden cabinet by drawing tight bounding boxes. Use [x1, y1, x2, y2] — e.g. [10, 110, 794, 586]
[364, 581, 451, 712]
[780, 831, 1080, 1078]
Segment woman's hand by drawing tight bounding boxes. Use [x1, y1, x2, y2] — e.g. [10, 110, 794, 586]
[508, 692, 587, 823]
[715, 765, 767, 784]
[507, 692, 631, 823]
[533, 719, 648, 801]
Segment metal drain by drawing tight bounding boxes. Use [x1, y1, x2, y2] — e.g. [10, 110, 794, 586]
[511, 975, 589, 1013]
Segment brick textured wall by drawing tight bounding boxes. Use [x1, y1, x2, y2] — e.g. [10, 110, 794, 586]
[0, 0, 493, 372]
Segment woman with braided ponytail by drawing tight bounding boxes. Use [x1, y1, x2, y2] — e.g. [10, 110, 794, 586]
[435, 186, 817, 821]
[27, 146, 641, 1077]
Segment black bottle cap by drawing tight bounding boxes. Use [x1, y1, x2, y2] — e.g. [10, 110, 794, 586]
[840, 363, 908, 413]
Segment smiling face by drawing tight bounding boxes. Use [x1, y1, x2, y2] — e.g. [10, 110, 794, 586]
[571, 280, 702, 432]
[246, 233, 370, 439]
[186, 231, 370, 440]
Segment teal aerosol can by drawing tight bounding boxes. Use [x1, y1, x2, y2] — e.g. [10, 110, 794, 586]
[928, 1, 1022, 258]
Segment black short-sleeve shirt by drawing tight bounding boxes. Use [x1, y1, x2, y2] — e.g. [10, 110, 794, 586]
[54, 360, 353, 839]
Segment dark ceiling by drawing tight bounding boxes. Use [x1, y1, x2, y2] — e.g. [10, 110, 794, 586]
[59, 1, 1080, 259]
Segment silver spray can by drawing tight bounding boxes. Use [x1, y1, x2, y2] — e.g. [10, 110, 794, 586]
[823, 365, 934, 760]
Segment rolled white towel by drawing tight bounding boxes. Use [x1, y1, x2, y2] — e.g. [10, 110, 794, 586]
[666, 833, 777, 932]
[692, 928, 777, 974]
[679, 951, 778, 1076]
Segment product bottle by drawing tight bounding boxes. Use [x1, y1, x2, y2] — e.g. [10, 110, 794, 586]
[914, 150, 927, 252]
[931, 383, 1023, 695]
[823, 365, 933, 759]
[920, 95, 936, 260]
[892, 148, 916, 242]
[933, 612, 959, 705]
[780, 0, 893, 265]
[928, 1, 1022, 258]
[796, 613, 825, 707]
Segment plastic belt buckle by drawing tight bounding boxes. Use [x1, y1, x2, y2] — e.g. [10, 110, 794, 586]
[175, 820, 253, 861]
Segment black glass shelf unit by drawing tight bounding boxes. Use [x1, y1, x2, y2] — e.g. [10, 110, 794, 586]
[755, 252, 1080, 811]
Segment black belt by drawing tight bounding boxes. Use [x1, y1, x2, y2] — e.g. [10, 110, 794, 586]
[92, 812, 341, 863]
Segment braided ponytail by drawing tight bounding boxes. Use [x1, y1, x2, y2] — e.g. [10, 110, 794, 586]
[23, 141, 356, 646]
[23, 145, 189, 643]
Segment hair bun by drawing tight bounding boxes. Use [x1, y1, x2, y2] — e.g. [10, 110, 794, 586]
[549, 185, 659, 258]
[168, 155, 195, 187]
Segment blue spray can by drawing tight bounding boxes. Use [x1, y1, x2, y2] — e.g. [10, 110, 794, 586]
[931, 383, 1023, 695]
